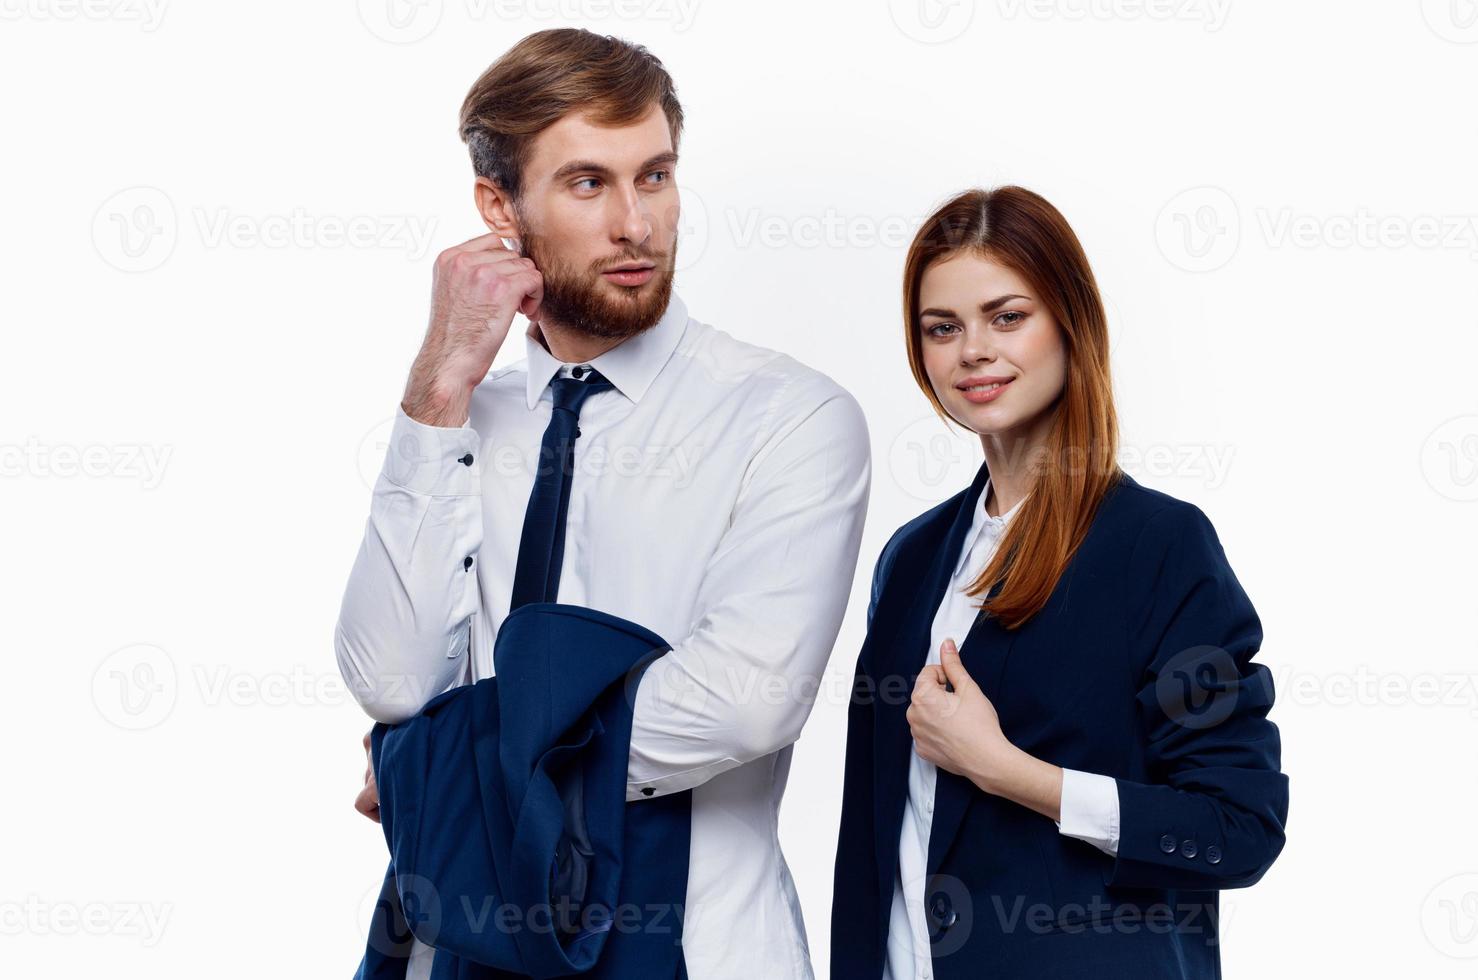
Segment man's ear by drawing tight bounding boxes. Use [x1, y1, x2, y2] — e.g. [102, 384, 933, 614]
[473, 176, 521, 246]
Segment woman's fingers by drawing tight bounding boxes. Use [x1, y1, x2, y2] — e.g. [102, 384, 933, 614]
[913, 663, 947, 693]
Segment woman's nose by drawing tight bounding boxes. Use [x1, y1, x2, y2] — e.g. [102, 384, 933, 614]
[961, 328, 996, 364]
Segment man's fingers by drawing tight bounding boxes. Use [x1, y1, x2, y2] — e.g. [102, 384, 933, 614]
[517, 268, 543, 320]
[447, 230, 513, 254]
[358, 729, 381, 821]
[441, 249, 532, 276]
[432, 245, 529, 287]
[355, 785, 381, 823]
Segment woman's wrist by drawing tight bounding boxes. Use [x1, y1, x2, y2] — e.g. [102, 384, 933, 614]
[969, 741, 1064, 823]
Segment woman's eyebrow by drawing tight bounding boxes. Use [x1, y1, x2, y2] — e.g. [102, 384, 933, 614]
[980, 293, 1028, 313]
[920, 293, 1029, 320]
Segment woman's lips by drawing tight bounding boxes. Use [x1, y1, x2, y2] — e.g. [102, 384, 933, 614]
[602, 267, 655, 287]
[959, 378, 1013, 404]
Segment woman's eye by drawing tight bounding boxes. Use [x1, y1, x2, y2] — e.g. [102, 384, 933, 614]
[995, 311, 1026, 327]
[925, 323, 959, 337]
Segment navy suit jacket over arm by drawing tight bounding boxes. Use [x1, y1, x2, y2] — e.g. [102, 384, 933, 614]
[831, 465, 1289, 980]
[354, 602, 692, 980]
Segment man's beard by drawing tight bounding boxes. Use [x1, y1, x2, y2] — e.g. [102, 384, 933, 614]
[521, 228, 676, 342]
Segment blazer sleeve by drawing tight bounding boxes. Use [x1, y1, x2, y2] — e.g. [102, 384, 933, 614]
[1106, 501, 1289, 891]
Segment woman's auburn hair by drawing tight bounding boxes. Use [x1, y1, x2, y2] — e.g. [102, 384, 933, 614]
[902, 186, 1123, 630]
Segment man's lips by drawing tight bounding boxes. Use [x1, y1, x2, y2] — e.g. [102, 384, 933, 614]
[601, 263, 655, 287]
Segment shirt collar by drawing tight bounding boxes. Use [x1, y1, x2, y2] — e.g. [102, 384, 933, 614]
[952, 477, 1028, 578]
[523, 293, 689, 411]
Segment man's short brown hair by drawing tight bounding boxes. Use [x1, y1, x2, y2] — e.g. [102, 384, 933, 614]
[459, 29, 684, 200]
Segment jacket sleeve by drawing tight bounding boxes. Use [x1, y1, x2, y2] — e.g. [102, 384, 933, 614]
[624, 388, 872, 800]
[1106, 501, 1289, 890]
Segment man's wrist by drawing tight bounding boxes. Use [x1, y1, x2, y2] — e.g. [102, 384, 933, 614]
[402, 380, 471, 429]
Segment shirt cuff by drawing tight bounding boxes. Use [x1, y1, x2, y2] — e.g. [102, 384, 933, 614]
[626, 757, 740, 802]
[379, 404, 481, 496]
[1055, 768, 1120, 856]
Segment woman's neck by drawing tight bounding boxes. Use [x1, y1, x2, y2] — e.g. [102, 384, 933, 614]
[978, 415, 1054, 518]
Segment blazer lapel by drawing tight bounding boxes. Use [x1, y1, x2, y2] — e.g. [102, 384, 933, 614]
[925, 596, 1018, 877]
[871, 458, 993, 902]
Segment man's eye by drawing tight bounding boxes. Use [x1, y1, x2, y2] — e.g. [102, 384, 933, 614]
[645, 170, 670, 185]
[575, 178, 601, 191]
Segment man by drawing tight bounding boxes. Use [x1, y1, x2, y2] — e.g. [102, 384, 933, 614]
[334, 29, 871, 980]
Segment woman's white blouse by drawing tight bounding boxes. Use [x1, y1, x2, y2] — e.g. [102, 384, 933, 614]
[882, 479, 1122, 980]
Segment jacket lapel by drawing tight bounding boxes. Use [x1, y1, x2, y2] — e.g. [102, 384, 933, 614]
[925, 598, 1018, 877]
[870, 458, 993, 903]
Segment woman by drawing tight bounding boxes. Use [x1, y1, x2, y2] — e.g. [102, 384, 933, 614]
[831, 186, 1288, 979]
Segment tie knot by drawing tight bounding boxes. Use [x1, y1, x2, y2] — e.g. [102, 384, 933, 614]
[549, 368, 613, 416]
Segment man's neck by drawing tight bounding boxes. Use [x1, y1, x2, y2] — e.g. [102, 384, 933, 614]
[532, 317, 627, 365]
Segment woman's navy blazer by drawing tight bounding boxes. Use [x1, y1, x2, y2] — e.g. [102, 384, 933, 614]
[831, 461, 1289, 979]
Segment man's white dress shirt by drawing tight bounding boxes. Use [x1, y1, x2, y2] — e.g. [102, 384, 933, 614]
[335, 294, 871, 980]
[882, 480, 1121, 980]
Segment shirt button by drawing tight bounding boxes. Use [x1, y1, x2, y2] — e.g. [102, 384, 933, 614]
[572, 366, 587, 379]
[459, 453, 474, 466]
[640, 787, 654, 797]
[1206, 844, 1223, 865]
[1159, 833, 1177, 854]
[1180, 839, 1199, 859]
[463, 556, 473, 571]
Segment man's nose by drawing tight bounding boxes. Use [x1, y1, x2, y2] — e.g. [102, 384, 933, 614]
[615, 191, 653, 246]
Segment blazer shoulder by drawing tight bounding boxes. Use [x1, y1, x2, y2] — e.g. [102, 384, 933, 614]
[1104, 473, 1216, 536]
[862, 488, 965, 636]
[1105, 476, 1233, 579]
[876, 485, 970, 580]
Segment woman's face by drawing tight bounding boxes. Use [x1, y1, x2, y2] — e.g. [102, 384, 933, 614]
[918, 251, 1068, 443]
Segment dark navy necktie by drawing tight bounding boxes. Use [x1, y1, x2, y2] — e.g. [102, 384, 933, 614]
[510, 367, 614, 611]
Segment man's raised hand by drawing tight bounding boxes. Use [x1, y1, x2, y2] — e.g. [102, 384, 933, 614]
[401, 232, 543, 427]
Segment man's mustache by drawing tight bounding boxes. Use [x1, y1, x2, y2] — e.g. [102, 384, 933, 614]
[590, 246, 672, 272]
